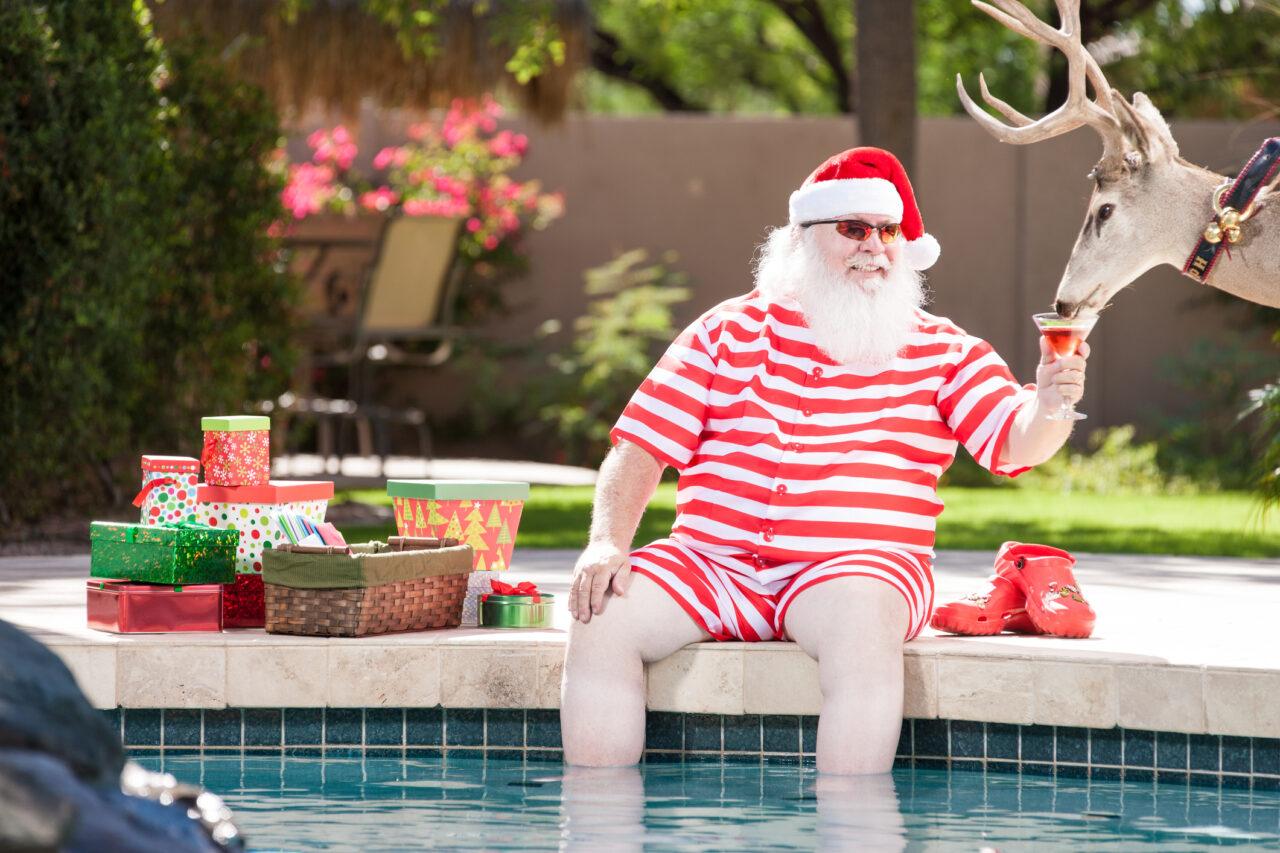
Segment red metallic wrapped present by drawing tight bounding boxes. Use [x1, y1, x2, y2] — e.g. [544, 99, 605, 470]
[86, 580, 223, 633]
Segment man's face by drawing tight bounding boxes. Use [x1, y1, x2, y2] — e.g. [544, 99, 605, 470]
[807, 212, 904, 288]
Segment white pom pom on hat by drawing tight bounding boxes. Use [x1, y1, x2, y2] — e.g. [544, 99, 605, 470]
[788, 147, 941, 271]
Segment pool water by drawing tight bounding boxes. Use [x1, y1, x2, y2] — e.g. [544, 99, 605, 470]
[139, 754, 1280, 851]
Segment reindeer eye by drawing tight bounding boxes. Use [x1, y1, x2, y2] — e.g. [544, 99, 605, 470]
[1098, 203, 1114, 221]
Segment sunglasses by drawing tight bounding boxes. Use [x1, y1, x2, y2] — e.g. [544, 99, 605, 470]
[801, 218, 901, 244]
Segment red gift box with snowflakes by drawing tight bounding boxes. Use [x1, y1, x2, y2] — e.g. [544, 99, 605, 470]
[200, 415, 270, 487]
[133, 455, 201, 525]
[197, 480, 334, 627]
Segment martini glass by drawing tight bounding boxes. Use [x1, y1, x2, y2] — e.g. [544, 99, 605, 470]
[1032, 312, 1098, 420]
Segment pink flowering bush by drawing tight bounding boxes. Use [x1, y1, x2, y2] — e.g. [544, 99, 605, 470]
[280, 97, 564, 299]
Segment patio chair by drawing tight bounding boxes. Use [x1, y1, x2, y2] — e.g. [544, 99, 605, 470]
[267, 214, 467, 463]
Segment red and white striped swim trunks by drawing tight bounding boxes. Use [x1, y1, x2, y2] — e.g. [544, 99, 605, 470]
[630, 537, 936, 641]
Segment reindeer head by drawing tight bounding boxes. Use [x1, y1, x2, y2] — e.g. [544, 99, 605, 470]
[958, 0, 1183, 318]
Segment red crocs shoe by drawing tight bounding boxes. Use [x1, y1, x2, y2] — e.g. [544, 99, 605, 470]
[929, 573, 1044, 636]
[993, 541, 1095, 638]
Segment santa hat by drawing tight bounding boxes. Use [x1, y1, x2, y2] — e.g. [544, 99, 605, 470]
[788, 147, 941, 271]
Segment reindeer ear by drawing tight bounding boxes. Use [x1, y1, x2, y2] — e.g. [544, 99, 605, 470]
[1113, 91, 1179, 165]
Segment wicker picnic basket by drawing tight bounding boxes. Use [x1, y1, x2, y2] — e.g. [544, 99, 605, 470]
[262, 537, 473, 637]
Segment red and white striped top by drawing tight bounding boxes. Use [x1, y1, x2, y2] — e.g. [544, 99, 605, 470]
[611, 291, 1034, 560]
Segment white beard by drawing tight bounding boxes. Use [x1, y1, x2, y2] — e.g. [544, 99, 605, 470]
[753, 226, 927, 366]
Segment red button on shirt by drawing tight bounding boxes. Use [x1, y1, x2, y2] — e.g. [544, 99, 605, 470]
[762, 527, 775, 542]
[776, 484, 787, 495]
[812, 367, 824, 379]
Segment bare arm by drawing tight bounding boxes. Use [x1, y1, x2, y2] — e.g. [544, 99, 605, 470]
[569, 439, 666, 623]
[1001, 337, 1091, 468]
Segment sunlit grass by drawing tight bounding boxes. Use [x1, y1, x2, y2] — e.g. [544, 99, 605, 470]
[334, 485, 1279, 557]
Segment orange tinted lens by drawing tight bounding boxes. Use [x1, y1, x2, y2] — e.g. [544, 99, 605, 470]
[834, 220, 872, 240]
[879, 223, 901, 243]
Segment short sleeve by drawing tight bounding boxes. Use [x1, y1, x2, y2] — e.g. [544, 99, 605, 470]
[610, 319, 718, 470]
[936, 335, 1035, 476]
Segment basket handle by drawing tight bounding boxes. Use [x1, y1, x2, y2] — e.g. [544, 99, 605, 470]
[389, 536, 460, 552]
[276, 543, 355, 556]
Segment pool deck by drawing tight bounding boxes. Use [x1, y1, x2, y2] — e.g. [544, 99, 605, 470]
[5, 546, 1280, 740]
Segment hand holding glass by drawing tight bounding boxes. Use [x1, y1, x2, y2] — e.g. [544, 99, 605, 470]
[1032, 313, 1097, 421]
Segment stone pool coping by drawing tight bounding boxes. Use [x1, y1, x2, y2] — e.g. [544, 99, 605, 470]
[5, 549, 1280, 742]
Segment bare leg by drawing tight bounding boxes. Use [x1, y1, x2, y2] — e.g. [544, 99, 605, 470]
[558, 765, 645, 852]
[813, 773, 907, 852]
[784, 576, 909, 774]
[561, 574, 712, 766]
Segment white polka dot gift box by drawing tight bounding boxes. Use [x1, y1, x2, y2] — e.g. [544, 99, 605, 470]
[196, 480, 334, 627]
[132, 455, 201, 525]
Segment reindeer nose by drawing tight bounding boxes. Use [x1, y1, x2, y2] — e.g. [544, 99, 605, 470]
[1054, 299, 1076, 319]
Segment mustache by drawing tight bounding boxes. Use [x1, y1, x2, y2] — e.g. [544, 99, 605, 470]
[844, 252, 890, 270]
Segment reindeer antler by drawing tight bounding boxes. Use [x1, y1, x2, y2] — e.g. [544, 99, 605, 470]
[956, 0, 1126, 163]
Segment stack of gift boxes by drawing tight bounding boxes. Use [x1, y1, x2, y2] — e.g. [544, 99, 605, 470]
[88, 415, 335, 633]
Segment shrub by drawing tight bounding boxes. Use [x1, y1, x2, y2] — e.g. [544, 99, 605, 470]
[0, 4, 294, 525]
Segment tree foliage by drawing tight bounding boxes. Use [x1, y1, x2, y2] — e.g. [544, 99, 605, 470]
[0, 3, 295, 525]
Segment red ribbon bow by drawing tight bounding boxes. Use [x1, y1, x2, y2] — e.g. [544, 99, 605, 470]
[131, 477, 176, 508]
[483, 579, 541, 603]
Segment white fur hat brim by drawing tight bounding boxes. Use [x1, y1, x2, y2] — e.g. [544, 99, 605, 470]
[905, 233, 940, 271]
[789, 177, 902, 225]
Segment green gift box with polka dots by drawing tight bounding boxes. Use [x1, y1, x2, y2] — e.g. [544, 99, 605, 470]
[196, 481, 335, 575]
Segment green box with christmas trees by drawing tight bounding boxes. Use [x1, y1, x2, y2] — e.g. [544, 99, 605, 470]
[386, 481, 528, 574]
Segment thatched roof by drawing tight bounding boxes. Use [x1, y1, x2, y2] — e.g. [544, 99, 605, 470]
[146, 0, 590, 124]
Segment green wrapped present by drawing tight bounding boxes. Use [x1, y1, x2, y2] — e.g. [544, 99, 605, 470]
[90, 521, 237, 585]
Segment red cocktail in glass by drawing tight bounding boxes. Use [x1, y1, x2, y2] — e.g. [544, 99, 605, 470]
[1032, 312, 1097, 420]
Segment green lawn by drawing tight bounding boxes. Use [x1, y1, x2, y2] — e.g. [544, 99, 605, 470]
[336, 485, 1280, 558]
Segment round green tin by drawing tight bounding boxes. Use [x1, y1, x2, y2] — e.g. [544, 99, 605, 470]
[479, 594, 556, 629]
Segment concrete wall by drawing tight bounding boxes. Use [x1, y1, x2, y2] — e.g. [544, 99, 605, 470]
[294, 112, 1280, 438]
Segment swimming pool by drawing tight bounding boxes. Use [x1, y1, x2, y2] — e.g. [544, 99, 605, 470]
[138, 753, 1280, 851]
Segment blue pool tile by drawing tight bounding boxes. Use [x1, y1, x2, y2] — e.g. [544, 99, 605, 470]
[913, 719, 948, 758]
[486, 709, 525, 748]
[127, 747, 161, 758]
[892, 756, 913, 771]
[723, 715, 761, 753]
[526, 710, 562, 749]
[761, 716, 799, 754]
[123, 709, 162, 747]
[915, 758, 948, 771]
[406, 707, 444, 747]
[365, 708, 405, 746]
[1022, 762, 1054, 778]
[1125, 768, 1154, 783]
[687, 714, 723, 752]
[987, 759, 1018, 776]
[1221, 773, 1252, 790]
[203, 709, 243, 747]
[1222, 736, 1251, 774]
[645, 712, 684, 751]
[1253, 738, 1280, 776]
[1188, 735, 1220, 772]
[244, 709, 282, 747]
[1156, 732, 1188, 770]
[284, 746, 323, 758]
[987, 724, 1019, 761]
[163, 709, 201, 747]
[1056, 727, 1088, 764]
[325, 709, 363, 745]
[487, 749, 524, 762]
[952, 759, 984, 774]
[1156, 770, 1188, 785]
[1090, 728, 1123, 766]
[365, 747, 404, 760]
[1021, 725, 1053, 763]
[102, 708, 122, 741]
[1090, 765, 1122, 782]
[1253, 775, 1280, 792]
[162, 747, 203, 757]
[323, 747, 365, 761]
[1123, 730, 1155, 768]
[1056, 763, 1089, 780]
[645, 751, 686, 764]
[1186, 770, 1220, 789]
[951, 721, 984, 759]
[284, 709, 323, 746]
[445, 708, 484, 747]
[526, 749, 563, 765]
[800, 717, 817, 755]
[761, 753, 802, 767]
[895, 721, 912, 758]
[405, 747, 443, 760]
